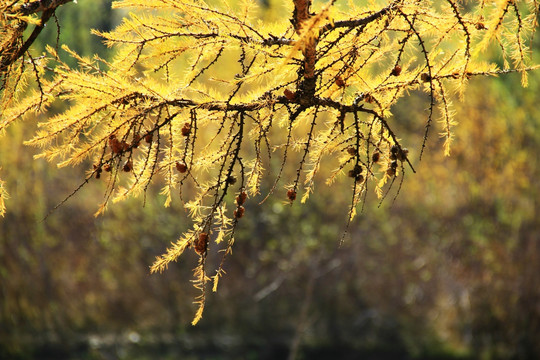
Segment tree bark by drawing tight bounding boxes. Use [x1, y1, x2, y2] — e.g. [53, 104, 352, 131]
[292, 0, 317, 104]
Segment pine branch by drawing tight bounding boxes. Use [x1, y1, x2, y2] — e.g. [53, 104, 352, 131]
[10, 0, 73, 16]
[320, 0, 401, 35]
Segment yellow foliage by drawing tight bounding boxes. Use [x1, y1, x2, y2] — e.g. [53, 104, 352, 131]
[1, 0, 539, 324]
[0, 174, 7, 217]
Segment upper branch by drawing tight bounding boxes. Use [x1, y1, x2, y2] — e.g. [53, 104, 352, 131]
[320, 0, 401, 35]
[9, 0, 74, 16]
[1, 0, 74, 73]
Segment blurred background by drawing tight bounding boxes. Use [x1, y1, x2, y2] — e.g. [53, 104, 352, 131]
[1, 1, 539, 359]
